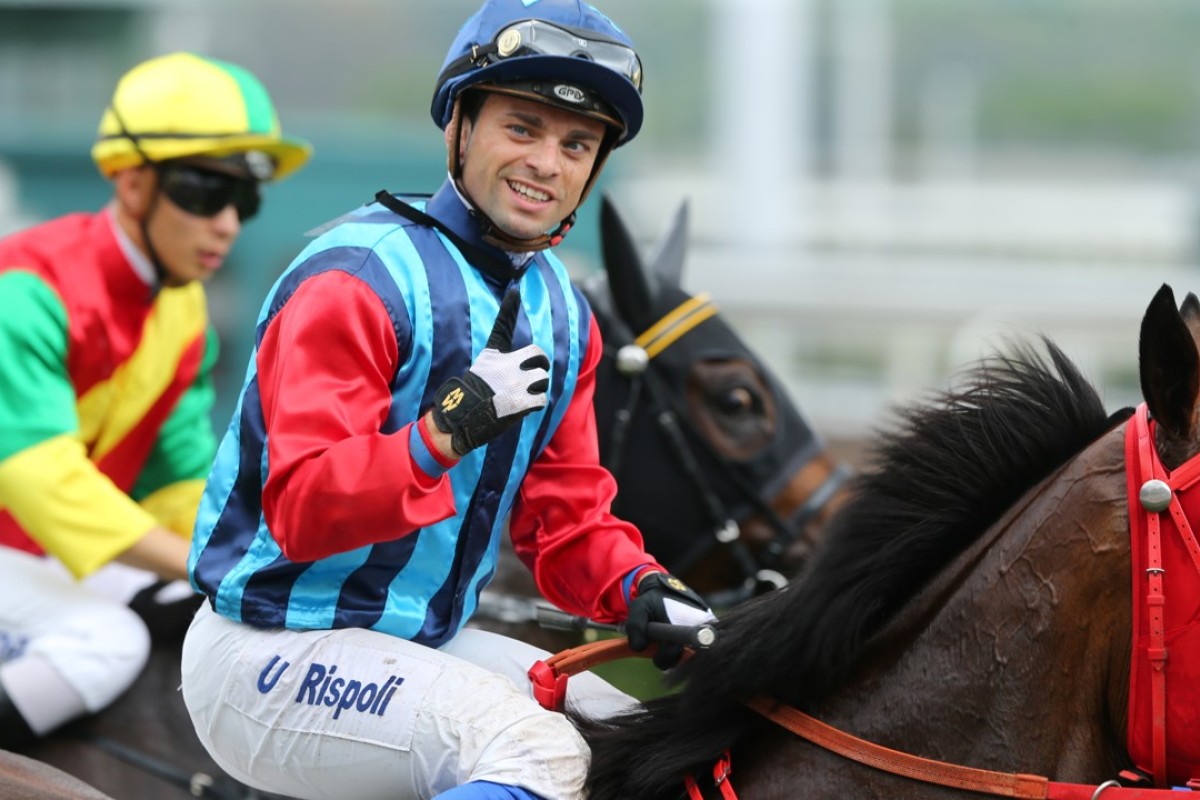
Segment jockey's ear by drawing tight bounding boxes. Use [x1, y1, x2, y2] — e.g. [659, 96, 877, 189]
[111, 166, 156, 223]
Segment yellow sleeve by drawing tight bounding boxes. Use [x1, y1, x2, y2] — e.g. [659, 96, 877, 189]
[0, 434, 156, 577]
[138, 478, 205, 540]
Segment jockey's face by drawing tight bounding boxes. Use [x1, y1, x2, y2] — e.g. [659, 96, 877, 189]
[455, 93, 605, 241]
[113, 157, 252, 287]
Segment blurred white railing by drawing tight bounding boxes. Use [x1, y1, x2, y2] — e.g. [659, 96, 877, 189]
[602, 175, 1200, 438]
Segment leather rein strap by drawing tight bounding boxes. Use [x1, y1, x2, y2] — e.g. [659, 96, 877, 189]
[529, 639, 736, 799]
[746, 698, 1180, 799]
[534, 639, 1190, 797]
[529, 639, 646, 713]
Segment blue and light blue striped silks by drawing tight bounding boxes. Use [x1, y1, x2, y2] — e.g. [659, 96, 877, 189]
[189, 182, 591, 647]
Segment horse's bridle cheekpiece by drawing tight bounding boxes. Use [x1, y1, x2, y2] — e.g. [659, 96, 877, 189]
[1125, 402, 1200, 789]
[602, 290, 850, 606]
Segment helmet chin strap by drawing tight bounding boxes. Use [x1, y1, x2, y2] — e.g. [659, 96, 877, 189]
[446, 96, 616, 253]
[476, 206, 576, 252]
[137, 185, 169, 288]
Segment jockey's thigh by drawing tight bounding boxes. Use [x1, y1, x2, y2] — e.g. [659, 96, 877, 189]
[0, 548, 150, 711]
[437, 628, 637, 719]
[181, 604, 592, 800]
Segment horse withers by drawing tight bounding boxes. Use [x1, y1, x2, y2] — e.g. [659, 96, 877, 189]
[576, 284, 1200, 799]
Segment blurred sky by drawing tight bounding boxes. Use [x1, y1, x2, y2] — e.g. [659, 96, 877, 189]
[4, 0, 1200, 438]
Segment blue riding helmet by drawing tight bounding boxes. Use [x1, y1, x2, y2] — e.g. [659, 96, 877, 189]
[431, 0, 644, 144]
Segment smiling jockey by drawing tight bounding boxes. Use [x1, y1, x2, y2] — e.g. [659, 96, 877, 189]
[179, 1, 713, 799]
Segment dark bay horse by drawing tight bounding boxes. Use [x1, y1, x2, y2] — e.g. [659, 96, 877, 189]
[576, 283, 1200, 799]
[585, 195, 851, 599]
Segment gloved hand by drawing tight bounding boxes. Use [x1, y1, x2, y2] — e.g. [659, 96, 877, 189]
[128, 581, 205, 644]
[626, 571, 715, 669]
[432, 289, 550, 456]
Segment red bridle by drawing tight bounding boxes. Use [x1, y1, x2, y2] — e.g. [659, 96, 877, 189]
[1125, 402, 1200, 788]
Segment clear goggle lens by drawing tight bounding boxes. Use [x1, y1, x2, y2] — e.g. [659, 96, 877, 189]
[492, 19, 642, 90]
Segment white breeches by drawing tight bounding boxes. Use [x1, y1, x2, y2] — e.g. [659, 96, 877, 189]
[181, 604, 637, 800]
[0, 547, 150, 714]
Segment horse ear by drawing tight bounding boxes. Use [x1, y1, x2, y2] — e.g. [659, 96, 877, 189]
[646, 200, 691, 289]
[1140, 283, 1200, 437]
[1181, 292, 1200, 343]
[600, 193, 657, 332]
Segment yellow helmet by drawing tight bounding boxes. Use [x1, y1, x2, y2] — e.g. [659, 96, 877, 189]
[92, 52, 311, 180]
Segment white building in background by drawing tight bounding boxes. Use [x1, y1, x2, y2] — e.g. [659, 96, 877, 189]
[607, 174, 1196, 440]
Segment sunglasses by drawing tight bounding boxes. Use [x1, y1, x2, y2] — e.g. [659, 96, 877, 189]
[156, 163, 262, 222]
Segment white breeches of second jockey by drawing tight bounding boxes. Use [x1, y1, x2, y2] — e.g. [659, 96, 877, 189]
[0, 548, 150, 724]
[181, 604, 637, 800]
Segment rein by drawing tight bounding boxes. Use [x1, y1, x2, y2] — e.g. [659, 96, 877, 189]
[602, 292, 850, 603]
[540, 639, 1192, 800]
[747, 699, 1185, 799]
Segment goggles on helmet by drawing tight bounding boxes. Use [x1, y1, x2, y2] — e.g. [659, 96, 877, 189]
[439, 18, 642, 94]
[156, 163, 262, 222]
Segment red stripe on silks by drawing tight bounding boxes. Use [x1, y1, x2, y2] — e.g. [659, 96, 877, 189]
[94, 330, 205, 492]
[0, 510, 42, 555]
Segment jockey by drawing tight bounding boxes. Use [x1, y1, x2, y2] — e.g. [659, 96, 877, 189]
[0, 52, 310, 748]
[179, 1, 714, 799]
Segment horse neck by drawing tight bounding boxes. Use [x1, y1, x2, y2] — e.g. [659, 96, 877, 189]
[775, 426, 1132, 791]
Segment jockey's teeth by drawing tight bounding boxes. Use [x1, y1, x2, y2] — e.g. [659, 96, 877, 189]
[510, 182, 549, 202]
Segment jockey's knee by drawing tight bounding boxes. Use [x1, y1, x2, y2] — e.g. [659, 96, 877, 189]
[467, 703, 589, 800]
[33, 600, 151, 711]
[81, 602, 151, 708]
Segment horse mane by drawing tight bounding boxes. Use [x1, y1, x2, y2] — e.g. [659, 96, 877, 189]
[576, 338, 1119, 800]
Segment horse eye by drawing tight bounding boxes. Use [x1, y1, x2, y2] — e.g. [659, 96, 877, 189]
[714, 385, 758, 415]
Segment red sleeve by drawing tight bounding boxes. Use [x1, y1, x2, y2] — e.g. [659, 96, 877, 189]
[509, 314, 664, 623]
[258, 271, 456, 562]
